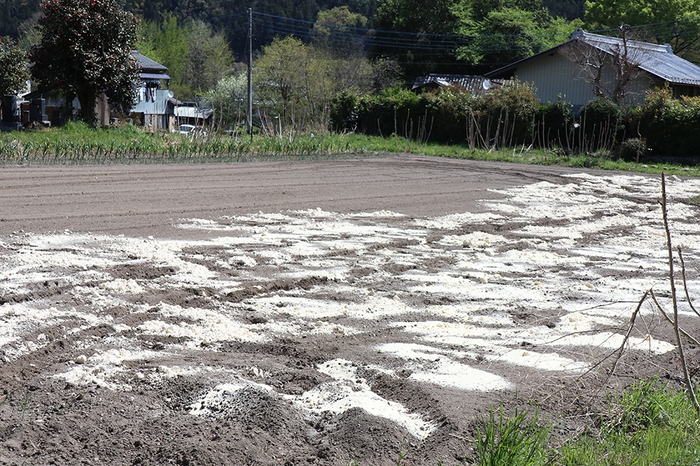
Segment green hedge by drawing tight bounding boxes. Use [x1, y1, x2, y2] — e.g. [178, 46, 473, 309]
[331, 82, 540, 148]
[628, 87, 700, 159]
[330, 84, 700, 158]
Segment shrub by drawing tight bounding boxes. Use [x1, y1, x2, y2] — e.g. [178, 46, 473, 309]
[619, 137, 646, 162]
[471, 81, 540, 149]
[329, 90, 361, 132]
[535, 99, 574, 149]
[633, 86, 700, 157]
[578, 98, 622, 153]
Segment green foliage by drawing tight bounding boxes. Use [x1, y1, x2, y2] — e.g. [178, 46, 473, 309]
[470, 81, 540, 147]
[534, 99, 574, 149]
[555, 380, 700, 465]
[344, 81, 539, 147]
[0, 0, 42, 38]
[330, 90, 361, 132]
[373, 0, 462, 76]
[0, 36, 29, 97]
[30, 0, 139, 124]
[578, 97, 621, 152]
[455, 0, 583, 71]
[312, 6, 368, 53]
[254, 36, 374, 134]
[138, 15, 189, 96]
[183, 20, 234, 96]
[584, 0, 700, 59]
[204, 73, 247, 132]
[618, 137, 646, 162]
[138, 16, 233, 99]
[475, 406, 550, 466]
[628, 86, 700, 157]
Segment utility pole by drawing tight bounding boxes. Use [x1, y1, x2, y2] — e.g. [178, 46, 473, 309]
[247, 8, 253, 138]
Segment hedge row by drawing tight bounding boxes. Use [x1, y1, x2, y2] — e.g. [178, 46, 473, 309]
[330, 83, 700, 159]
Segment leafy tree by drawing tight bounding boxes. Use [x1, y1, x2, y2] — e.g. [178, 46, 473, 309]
[312, 6, 368, 53]
[138, 15, 189, 94]
[30, 0, 139, 124]
[584, 0, 700, 57]
[254, 36, 374, 133]
[204, 73, 247, 130]
[0, 37, 29, 96]
[0, 0, 42, 38]
[182, 20, 234, 96]
[373, 0, 463, 76]
[455, 0, 582, 70]
[138, 17, 233, 99]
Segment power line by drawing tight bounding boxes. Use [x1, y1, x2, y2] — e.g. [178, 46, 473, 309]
[140, 9, 700, 56]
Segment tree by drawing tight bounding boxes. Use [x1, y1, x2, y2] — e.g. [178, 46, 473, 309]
[584, 0, 700, 58]
[182, 20, 234, 96]
[138, 15, 189, 95]
[254, 36, 375, 133]
[455, 0, 583, 70]
[0, 37, 29, 97]
[30, 0, 139, 125]
[312, 6, 368, 54]
[559, 26, 644, 102]
[373, 0, 463, 76]
[138, 17, 233, 99]
[204, 73, 247, 131]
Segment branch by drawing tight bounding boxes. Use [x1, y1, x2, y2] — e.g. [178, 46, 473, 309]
[661, 173, 700, 413]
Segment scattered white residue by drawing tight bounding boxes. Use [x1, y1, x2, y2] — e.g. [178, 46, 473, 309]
[189, 380, 274, 417]
[3, 171, 700, 438]
[377, 343, 512, 391]
[293, 358, 436, 439]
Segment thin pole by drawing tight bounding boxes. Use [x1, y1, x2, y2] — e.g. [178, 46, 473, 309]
[247, 8, 253, 138]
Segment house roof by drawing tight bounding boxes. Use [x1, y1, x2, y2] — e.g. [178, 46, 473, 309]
[132, 50, 170, 80]
[485, 28, 700, 87]
[412, 74, 505, 95]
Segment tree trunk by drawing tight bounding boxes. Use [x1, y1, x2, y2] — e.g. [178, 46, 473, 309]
[77, 89, 97, 126]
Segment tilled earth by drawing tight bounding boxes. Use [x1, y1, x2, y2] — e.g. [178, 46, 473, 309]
[1, 156, 700, 466]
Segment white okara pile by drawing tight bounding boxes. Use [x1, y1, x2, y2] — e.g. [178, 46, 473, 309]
[1, 173, 699, 438]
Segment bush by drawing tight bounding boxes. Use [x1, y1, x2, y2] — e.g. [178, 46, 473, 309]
[535, 99, 574, 149]
[329, 90, 360, 133]
[578, 98, 622, 153]
[471, 81, 540, 148]
[632, 86, 700, 158]
[619, 137, 646, 162]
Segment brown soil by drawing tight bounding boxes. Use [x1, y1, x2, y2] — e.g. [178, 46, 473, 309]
[0, 155, 693, 466]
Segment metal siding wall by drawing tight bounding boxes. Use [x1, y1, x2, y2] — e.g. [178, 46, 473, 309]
[512, 50, 654, 108]
[514, 52, 597, 107]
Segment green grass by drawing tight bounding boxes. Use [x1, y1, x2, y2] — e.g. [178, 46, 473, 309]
[553, 381, 700, 466]
[2, 124, 700, 176]
[473, 381, 700, 466]
[475, 407, 550, 466]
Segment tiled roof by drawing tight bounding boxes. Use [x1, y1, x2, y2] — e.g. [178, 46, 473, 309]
[412, 74, 506, 94]
[131, 50, 168, 73]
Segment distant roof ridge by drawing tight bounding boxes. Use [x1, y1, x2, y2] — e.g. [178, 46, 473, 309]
[131, 50, 168, 72]
[571, 28, 674, 54]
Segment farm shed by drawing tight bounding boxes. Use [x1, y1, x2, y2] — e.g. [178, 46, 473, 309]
[485, 28, 700, 112]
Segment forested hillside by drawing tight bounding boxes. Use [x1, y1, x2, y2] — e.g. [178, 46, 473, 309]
[1, 0, 583, 50]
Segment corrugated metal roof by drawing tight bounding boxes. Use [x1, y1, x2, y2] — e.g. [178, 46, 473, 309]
[574, 29, 700, 86]
[486, 29, 700, 87]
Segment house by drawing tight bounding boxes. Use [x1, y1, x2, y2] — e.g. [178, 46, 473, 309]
[485, 28, 700, 113]
[130, 50, 179, 130]
[412, 74, 507, 95]
[20, 51, 178, 128]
